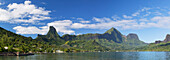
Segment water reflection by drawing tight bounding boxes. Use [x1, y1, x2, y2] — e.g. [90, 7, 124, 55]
[0, 52, 170, 60]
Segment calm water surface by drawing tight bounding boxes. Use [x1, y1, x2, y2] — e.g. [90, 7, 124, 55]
[0, 52, 170, 60]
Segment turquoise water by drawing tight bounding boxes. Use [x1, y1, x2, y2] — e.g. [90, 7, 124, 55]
[0, 52, 170, 60]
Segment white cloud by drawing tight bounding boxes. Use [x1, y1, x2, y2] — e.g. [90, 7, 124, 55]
[13, 7, 170, 35]
[139, 18, 148, 22]
[14, 20, 75, 35]
[21, 24, 29, 25]
[0, 2, 4, 5]
[141, 7, 151, 11]
[13, 26, 48, 35]
[41, 2, 46, 5]
[47, 20, 75, 34]
[93, 17, 112, 23]
[123, 15, 133, 19]
[80, 21, 90, 23]
[77, 18, 84, 20]
[150, 16, 170, 28]
[13, 16, 170, 35]
[0, 1, 51, 23]
[132, 12, 140, 16]
[71, 23, 88, 29]
[111, 15, 120, 20]
[132, 7, 151, 17]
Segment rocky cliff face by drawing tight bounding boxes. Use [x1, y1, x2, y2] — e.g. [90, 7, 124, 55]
[163, 34, 170, 43]
[127, 33, 139, 40]
[35, 26, 64, 45]
[124, 33, 146, 47]
[46, 26, 61, 39]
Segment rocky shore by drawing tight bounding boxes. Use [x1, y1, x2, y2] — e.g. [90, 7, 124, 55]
[0, 52, 34, 56]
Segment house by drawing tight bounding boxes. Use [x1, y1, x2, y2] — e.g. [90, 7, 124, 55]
[56, 50, 64, 53]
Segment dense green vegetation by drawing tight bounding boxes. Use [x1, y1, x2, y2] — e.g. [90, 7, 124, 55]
[0, 26, 148, 53]
[136, 34, 170, 51]
[0, 27, 58, 53]
[137, 42, 170, 51]
[35, 26, 147, 51]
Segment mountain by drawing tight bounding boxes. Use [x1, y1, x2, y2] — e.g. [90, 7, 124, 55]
[127, 33, 139, 40]
[122, 33, 147, 49]
[46, 26, 61, 39]
[163, 34, 170, 43]
[0, 27, 55, 52]
[35, 26, 64, 45]
[138, 34, 170, 51]
[62, 34, 76, 41]
[153, 34, 170, 44]
[0, 26, 147, 52]
[62, 27, 123, 43]
[62, 28, 146, 50]
[103, 27, 123, 43]
[67, 40, 109, 51]
[35, 26, 147, 50]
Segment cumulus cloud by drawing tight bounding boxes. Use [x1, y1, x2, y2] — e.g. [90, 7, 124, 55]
[80, 21, 90, 23]
[0, 1, 51, 23]
[13, 20, 75, 35]
[13, 16, 170, 35]
[13, 26, 48, 35]
[13, 7, 170, 35]
[93, 17, 112, 23]
[47, 20, 75, 34]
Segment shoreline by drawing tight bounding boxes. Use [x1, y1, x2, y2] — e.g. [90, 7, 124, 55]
[0, 52, 34, 56]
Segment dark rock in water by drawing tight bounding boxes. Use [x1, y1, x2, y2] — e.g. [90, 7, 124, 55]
[163, 34, 170, 43]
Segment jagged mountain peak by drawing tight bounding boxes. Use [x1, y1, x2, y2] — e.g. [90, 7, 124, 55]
[163, 34, 170, 43]
[46, 26, 60, 38]
[35, 26, 64, 45]
[105, 27, 119, 34]
[103, 27, 123, 43]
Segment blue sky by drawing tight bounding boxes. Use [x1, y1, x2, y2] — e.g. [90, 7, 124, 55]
[1, 0, 170, 43]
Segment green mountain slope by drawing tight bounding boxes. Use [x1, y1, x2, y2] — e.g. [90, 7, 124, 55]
[62, 27, 147, 50]
[35, 26, 65, 45]
[0, 26, 147, 52]
[0, 27, 56, 52]
[138, 34, 170, 51]
[67, 40, 109, 51]
[62, 27, 123, 43]
[122, 33, 147, 49]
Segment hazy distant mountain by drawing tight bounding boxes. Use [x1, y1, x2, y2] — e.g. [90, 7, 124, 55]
[123, 33, 147, 49]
